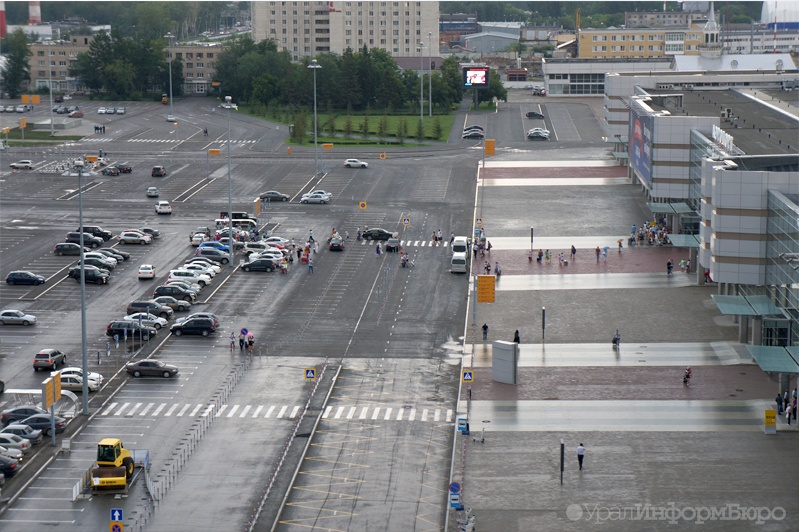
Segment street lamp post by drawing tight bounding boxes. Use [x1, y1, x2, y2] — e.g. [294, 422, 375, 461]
[308, 59, 321, 177]
[428, 32, 433, 117]
[48, 43, 54, 136]
[225, 96, 234, 268]
[165, 32, 175, 118]
[76, 160, 89, 413]
[418, 42, 425, 129]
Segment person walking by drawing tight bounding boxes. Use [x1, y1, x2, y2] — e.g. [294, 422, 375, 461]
[229, 332, 236, 352]
[571, 245, 576, 261]
[376, 243, 382, 256]
[667, 259, 674, 275]
[482, 323, 488, 341]
[577, 443, 586, 470]
[308, 257, 314, 273]
[450, 233, 455, 245]
[238, 332, 246, 352]
[786, 403, 793, 425]
[513, 330, 520, 344]
[247, 333, 254, 353]
[613, 329, 621, 348]
[776, 393, 784, 415]
[595, 246, 601, 262]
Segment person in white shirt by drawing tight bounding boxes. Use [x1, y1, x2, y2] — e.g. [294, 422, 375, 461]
[577, 443, 586, 470]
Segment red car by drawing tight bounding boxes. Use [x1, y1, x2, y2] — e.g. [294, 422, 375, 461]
[68, 110, 84, 118]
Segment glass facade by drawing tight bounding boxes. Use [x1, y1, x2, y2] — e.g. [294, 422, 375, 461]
[688, 130, 727, 212]
[765, 190, 799, 345]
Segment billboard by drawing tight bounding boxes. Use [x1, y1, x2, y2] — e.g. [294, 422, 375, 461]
[463, 66, 489, 88]
[629, 107, 654, 188]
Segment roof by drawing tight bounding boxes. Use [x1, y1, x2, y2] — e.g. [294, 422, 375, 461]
[461, 31, 520, 42]
[673, 53, 797, 72]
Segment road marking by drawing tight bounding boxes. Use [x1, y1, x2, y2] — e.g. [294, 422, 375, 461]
[164, 404, 180, 416]
[126, 402, 143, 416]
[346, 407, 356, 419]
[421, 409, 428, 422]
[446, 409, 453, 422]
[114, 403, 130, 416]
[434, 409, 440, 422]
[409, 408, 416, 421]
[372, 408, 380, 420]
[277, 406, 288, 418]
[252, 405, 263, 417]
[138, 403, 155, 416]
[396, 409, 404, 421]
[264, 406, 275, 418]
[322, 406, 332, 419]
[151, 403, 167, 416]
[226, 405, 240, 417]
[239, 405, 251, 417]
[101, 403, 117, 416]
[176, 404, 191, 417]
[290, 406, 300, 418]
[192, 404, 205, 417]
[335, 406, 344, 419]
[359, 407, 368, 419]
[384, 407, 392, 420]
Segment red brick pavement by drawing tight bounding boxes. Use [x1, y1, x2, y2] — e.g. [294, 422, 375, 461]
[484, 245, 693, 275]
[483, 166, 628, 179]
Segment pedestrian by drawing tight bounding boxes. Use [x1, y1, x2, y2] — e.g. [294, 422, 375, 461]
[786, 404, 793, 425]
[545, 250, 551, 262]
[776, 393, 783, 414]
[487, 241, 492, 254]
[680, 259, 686, 273]
[613, 329, 621, 347]
[376, 243, 382, 256]
[513, 330, 520, 343]
[229, 332, 236, 352]
[239, 332, 245, 351]
[595, 246, 601, 262]
[308, 257, 314, 273]
[356, 227, 361, 241]
[437, 229, 443, 243]
[537, 249, 543, 263]
[345, 230, 349, 240]
[482, 323, 488, 341]
[686, 259, 691, 273]
[667, 259, 674, 275]
[314, 241, 319, 254]
[618, 239, 623, 253]
[297, 247, 302, 260]
[473, 243, 478, 259]
[450, 233, 455, 245]
[247, 332, 254, 353]
[102, 125, 106, 134]
[577, 443, 586, 470]
[571, 245, 576, 261]
[793, 397, 798, 421]
[602, 248, 608, 262]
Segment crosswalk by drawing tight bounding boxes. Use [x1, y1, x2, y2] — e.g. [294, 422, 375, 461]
[358, 239, 449, 248]
[85, 401, 454, 422]
[79, 138, 258, 144]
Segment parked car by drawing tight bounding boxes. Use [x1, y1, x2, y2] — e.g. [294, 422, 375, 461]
[526, 111, 545, 119]
[55, 374, 99, 392]
[241, 257, 279, 272]
[33, 348, 67, 370]
[125, 360, 179, 378]
[147, 187, 159, 198]
[182, 263, 216, 277]
[194, 247, 230, 264]
[5, 271, 45, 286]
[20, 414, 66, 436]
[59, 367, 104, 385]
[0, 434, 32, 454]
[84, 251, 117, 266]
[2, 405, 47, 426]
[198, 241, 230, 253]
[116, 107, 126, 115]
[151, 166, 167, 177]
[344, 158, 369, 168]
[0, 444, 24, 461]
[168, 269, 210, 287]
[124, 312, 168, 329]
[155, 201, 172, 215]
[9, 160, 34, 170]
[67, 266, 109, 284]
[126, 300, 174, 319]
[65, 232, 103, 249]
[98, 107, 107, 114]
[0, 424, 43, 445]
[153, 285, 197, 303]
[184, 258, 221, 273]
[259, 190, 289, 201]
[0, 309, 37, 326]
[106, 107, 116, 114]
[78, 257, 115, 271]
[153, 296, 191, 312]
[106, 321, 158, 341]
[170, 317, 216, 336]
[0, 454, 20, 478]
[175, 312, 219, 325]
[361, 228, 393, 240]
[300, 193, 329, 204]
[137, 264, 155, 280]
[191, 233, 209, 246]
[96, 248, 129, 261]
[138, 227, 160, 239]
[68, 110, 84, 118]
[118, 231, 152, 245]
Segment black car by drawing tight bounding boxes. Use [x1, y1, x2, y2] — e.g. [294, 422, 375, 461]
[526, 111, 545, 119]
[96, 248, 130, 261]
[106, 321, 158, 341]
[329, 237, 345, 251]
[80, 226, 113, 241]
[463, 124, 484, 132]
[126, 300, 174, 318]
[0, 454, 19, 478]
[259, 190, 290, 202]
[241, 258, 279, 272]
[462, 131, 485, 140]
[65, 232, 103, 249]
[116, 164, 133, 173]
[79, 257, 115, 271]
[101, 167, 121, 176]
[153, 285, 197, 303]
[170, 317, 216, 336]
[151, 166, 167, 177]
[68, 266, 109, 284]
[6, 271, 45, 286]
[54, 243, 87, 256]
[362, 228, 393, 241]
[138, 227, 160, 239]
[1, 405, 47, 426]
[20, 413, 66, 436]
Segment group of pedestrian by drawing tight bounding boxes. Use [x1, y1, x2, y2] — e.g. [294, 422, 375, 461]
[432, 229, 444, 246]
[231, 330, 254, 353]
[94, 125, 106, 134]
[776, 389, 798, 425]
[632, 222, 672, 246]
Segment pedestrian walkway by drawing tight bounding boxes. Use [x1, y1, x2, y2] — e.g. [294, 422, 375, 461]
[467, 399, 779, 432]
[488, 236, 628, 250]
[494, 271, 693, 291]
[466, 341, 752, 367]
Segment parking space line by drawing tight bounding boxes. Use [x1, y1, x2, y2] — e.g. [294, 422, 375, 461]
[446, 409, 453, 422]
[434, 409, 440, 422]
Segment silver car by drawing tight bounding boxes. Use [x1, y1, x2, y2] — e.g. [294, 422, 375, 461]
[0, 309, 36, 326]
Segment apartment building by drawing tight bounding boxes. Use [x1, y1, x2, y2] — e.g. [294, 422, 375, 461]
[169, 43, 222, 94]
[578, 26, 707, 59]
[28, 35, 92, 92]
[252, 1, 439, 60]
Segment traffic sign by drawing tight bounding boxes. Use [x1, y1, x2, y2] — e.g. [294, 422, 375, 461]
[379, 152, 387, 160]
[304, 368, 316, 380]
[402, 217, 411, 226]
[359, 201, 367, 210]
[110, 522, 123, 532]
[462, 370, 474, 383]
[111, 508, 123, 521]
[449, 481, 461, 493]
[476, 275, 496, 303]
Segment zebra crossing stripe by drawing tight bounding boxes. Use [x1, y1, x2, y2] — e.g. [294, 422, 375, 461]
[323, 406, 332, 419]
[360, 407, 368, 419]
[201, 405, 214, 417]
[409, 408, 416, 421]
[252, 405, 263, 418]
[384, 407, 393, 420]
[239, 405, 251, 418]
[347, 407, 356, 419]
[277, 406, 288, 418]
[126, 402, 143, 416]
[102, 403, 117, 416]
[335, 406, 344, 419]
[264, 405, 275, 418]
[114, 403, 130, 416]
[421, 408, 429, 422]
[164, 404, 180, 416]
[434, 409, 440, 422]
[396, 409, 403, 421]
[151, 403, 167, 416]
[372, 407, 381, 420]
[290, 406, 300, 418]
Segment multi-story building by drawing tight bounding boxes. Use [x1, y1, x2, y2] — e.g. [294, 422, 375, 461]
[169, 43, 222, 95]
[578, 25, 708, 59]
[624, 10, 710, 29]
[27, 35, 92, 92]
[252, 1, 439, 60]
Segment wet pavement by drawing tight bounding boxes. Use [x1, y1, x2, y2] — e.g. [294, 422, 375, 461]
[453, 99, 798, 531]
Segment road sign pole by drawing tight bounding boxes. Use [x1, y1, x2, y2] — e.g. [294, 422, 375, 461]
[542, 307, 546, 343]
[531, 226, 534, 252]
[560, 439, 565, 485]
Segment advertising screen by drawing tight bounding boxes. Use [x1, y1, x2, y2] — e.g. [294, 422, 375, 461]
[463, 67, 489, 88]
[629, 107, 654, 188]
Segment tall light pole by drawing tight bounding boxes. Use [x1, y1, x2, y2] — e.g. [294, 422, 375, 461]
[225, 96, 234, 268]
[47, 42, 54, 136]
[308, 59, 321, 177]
[428, 32, 433, 117]
[165, 32, 175, 118]
[418, 42, 425, 128]
[76, 160, 89, 414]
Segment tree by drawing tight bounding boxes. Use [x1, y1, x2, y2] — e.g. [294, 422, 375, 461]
[396, 117, 408, 145]
[378, 115, 389, 143]
[343, 116, 354, 139]
[1, 29, 31, 98]
[415, 119, 424, 143]
[433, 116, 443, 140]
[290, 112, 306, 143]
[360, 115, 370, 139]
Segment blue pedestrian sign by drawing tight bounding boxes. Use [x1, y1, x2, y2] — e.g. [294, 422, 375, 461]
[304, 368, 316, 380]
[461, 370, 474, 383]
[111, 508, 123, 521]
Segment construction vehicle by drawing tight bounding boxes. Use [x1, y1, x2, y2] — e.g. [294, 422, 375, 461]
[90, 438, 148, 493]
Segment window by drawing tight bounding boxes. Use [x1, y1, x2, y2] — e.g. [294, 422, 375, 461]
[207, 53, 214, 58]
[197, 72, 203, 78]
[197, 62, 204, 68]
[186, 63, 193, 68]
[197, 53, 203, 58]
[186, 72, 194, 78]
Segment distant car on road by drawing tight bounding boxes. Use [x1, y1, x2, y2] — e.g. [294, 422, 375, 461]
[10, 160, 33, 170]
[259, 190, 290, 202]
[118, 231, 152, 245]
[116, 164, 132, 173]
[166, 115, 177, 122]
[329, 236, 345, 251]
[361, 228, 393, 241]
[126, 360, 179, 378]
[68, 110, 84, 118]
[155, 201, 172, 215]
[147, 186, 159, 198]
[0, 309, 36, 326]
[33, 348, 67, 371]
[300, 193, 329, 204]
[101, 166, 121, 176]
[151, 166, 167, 177]
[526, 111, 545, 119]
[344, 159, 368, 168]
[137, 264, 155, 280]
[462, 130, 485, 140]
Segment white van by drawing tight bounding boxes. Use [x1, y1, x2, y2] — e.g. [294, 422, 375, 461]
[450, 252, 469, 273]
[452, 236, 469, 255]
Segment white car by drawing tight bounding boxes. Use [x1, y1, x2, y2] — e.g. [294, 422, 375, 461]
[59, 374, 100, 392]
[119, 231, 152, 245]
[0, 444, 24, 461]
[98, 107, 107, 114]
[184, 258, 222, 274]
[124, 312, 169, 330]
[59, 367, 104, 384]
[117, 107, 126, 115]
[62, 94, 72, 101]
[176, 312, 219, 324]
[191, 233, 210, 246]
[309, 190, 332, 198]
[300, 193, 330, 204]
[0, 434, 31, 453]
[155, 201, 172, 215]
[168, 269, 211, 287]
[137, 264, 155, 279]
[166, 115, 176, 122]
[85, 252, 117, 266]
[344, 159, 368, 168]
[251, 250, 285, 262]
[0, 309, 37, 326]
[261, 236, 290, 246]
[182, 263, 216, 277]
[9, 160, 34, 170]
